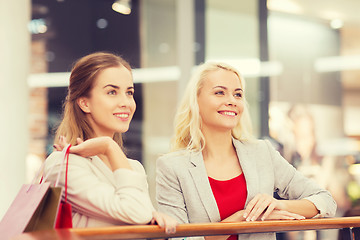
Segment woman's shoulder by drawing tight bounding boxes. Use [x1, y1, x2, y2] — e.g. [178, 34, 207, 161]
[126, 158, 146, 173]
[233, 138, 279, 157]
[158, 149, 192, 161]
[156, 149, 194, 169]
[46, 150, 88, 160]
[45, 151, 92, 168]
[233, 138, 270, 149]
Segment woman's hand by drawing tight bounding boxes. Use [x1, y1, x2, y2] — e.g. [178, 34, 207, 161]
[53, 136, 69, 152]
[243, 193, 304, 221]
[54, 136, 111, 157]
[243, 193, 280, 221]
[54, 136, 131, 171]
[260, 209, 305, 220]
[151, 211, 178, 234]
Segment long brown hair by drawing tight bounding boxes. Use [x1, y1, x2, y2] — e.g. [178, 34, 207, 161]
[54, 52, 132, 146]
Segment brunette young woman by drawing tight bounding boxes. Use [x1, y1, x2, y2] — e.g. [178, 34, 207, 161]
[156, 62, 336, 240]
[44, 52, 177, 233]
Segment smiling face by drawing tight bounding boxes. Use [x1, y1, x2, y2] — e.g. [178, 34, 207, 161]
[77, 66, 136, 137]
[197, 68, 244, 134]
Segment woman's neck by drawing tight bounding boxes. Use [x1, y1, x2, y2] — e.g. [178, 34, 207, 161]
[201, 129, 242, 179]
[202, 130, 234, 163]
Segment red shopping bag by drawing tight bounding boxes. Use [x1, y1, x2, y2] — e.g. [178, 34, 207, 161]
[55, 144, 73, 228]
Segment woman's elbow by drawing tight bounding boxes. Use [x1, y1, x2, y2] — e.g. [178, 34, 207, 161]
[314, 195, 338, 218]
[327, 198, 337, 217]
[120, 204, 153, 224]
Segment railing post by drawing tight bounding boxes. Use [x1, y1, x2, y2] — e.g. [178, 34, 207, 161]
[340, 228, 354, 240]
[353, 227, 360, 240]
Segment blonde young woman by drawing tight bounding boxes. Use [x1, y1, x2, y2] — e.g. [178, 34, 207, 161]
[44, 52, 177, 233]
[156, 62, 336, 240]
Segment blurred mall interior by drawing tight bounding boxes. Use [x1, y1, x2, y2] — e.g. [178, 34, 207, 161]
[1, 0, 360, 239]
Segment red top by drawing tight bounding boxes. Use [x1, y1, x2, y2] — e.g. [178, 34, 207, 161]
[209, 173, 247, 240]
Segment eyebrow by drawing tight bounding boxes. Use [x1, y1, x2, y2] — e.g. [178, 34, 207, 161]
[213, 86, 243, 92]
[103, 84, 134, 90]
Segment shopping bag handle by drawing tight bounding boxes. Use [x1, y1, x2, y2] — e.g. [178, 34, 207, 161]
[41, 144, 71, 186]
[63, 144, 70, 201]
[27, 144, 71, 192]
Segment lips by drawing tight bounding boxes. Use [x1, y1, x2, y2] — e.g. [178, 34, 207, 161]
[218, 111, 237, 116]
[114, 113, 130, 120]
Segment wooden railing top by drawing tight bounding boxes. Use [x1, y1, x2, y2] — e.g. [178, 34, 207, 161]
[12, 216, 360, 240]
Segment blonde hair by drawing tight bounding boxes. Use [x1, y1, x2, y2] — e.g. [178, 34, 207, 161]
[55, 52, 132, 146]
[171, 61, 254, 151]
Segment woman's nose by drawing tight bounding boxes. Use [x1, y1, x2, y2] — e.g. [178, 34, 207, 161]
[118, 93, 130, 107]
[226, 95, 237, 106]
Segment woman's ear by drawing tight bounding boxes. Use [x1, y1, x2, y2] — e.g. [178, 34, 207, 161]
[77, 97, 91, 113]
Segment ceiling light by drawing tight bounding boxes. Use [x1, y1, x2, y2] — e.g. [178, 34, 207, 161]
[267, 0, 303, 14]
[28, 18, 48, 34]
[330, 19, 344, 29]
[112, 0, 131, 15]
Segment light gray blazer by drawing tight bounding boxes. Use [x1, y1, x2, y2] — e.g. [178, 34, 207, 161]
[156, 139, 337, 240]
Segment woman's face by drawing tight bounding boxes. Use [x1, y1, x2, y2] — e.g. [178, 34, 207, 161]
[197, 68, 244, 134]
[78, 66, 136, 137]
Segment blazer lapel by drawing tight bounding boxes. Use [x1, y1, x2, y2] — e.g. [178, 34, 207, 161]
[188, 151, 221, 222]
[233, 139, 259, 206]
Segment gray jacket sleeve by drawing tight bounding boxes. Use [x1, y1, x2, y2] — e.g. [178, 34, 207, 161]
[265, 140, 337, 217]
[156, 154, 190, 224]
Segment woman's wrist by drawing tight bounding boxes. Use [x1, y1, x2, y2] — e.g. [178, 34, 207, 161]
[105, 138, 131, 170]
[102, 137, 115, 157]
[103, 136, 116, 155]
[277, 200, 287, 211]
[222, 210, 246, 222]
